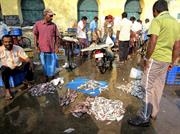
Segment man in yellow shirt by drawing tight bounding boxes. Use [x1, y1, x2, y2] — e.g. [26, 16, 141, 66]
[128, 0, 180, 127]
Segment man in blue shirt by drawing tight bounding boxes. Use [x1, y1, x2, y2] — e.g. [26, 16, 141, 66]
[90, 16, 99, 43]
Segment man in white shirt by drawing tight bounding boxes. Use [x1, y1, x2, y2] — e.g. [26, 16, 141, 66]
[116, 12, 132, 62]
[143, 18, 150, 42]
[131, 19, 142, 34]
[130, 16, 142, 54]
[77, 16, 88, 51]
[0, 35, 33, 100]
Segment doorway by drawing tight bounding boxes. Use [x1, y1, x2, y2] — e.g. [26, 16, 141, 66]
[21, 0, 45, 26]
[125, 0, 142, 20]
[78, 0, 98, 22]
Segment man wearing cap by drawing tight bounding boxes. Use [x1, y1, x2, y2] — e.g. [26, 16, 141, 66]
[104, 15, 114, 40]
[33, 8, 60, 81]
[90, 16, 99, 43]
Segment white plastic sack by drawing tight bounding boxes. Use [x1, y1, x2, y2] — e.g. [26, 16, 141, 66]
[50, 77, 64, 86]
[106, 35, 114, 45]
[130, 68, 143, 79]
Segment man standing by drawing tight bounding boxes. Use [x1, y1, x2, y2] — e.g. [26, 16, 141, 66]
[0, 35, 33, 100]
[143, 18, 150, 42]
[116, 12, 132, 63]
[130, 16, 142, 53]
[128, 0, 180, 127]
[90, 16, 99, 43]
[104, 15, 114, 40]
[77, 16, 88, 49]
[33, 8, 59, 81]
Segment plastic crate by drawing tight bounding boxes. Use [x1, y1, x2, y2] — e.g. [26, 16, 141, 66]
[166, 66, 180, 85]
[0, 72, 26, 87]
[10, 28, 22, 36]
[67, 28, 77, 33]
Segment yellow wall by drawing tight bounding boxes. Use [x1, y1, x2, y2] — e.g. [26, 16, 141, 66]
[0, 0, 23, 23]
[169, 0, 180, 21]
[0, 0, 19, 15]
[43, 0, 78, 31]
[1, 0, 180, 30]
[141, 0, 157, 21]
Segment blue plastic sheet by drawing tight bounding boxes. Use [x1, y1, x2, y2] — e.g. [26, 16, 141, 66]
[65, 77, 108, 96]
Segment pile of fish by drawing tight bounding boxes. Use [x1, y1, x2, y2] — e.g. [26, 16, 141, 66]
[71, 97, 125, 122]
[59, 90, 78, 107]
[71, 97, 93, 118]
[29, 77, 64, 97]
[77, 80, 108, 92]
[117, 80, 145, 100]
[90, 97, 125, 121]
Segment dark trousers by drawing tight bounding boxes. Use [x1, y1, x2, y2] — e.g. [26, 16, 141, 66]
[119, 41, 130, 61]
[1, 62, 33, 89]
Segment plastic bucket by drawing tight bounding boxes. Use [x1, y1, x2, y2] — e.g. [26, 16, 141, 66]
[10, 28, 22, 36]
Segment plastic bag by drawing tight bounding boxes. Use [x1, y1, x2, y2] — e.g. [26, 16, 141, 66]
[106, 35, 114, 45]
[130, 68, 143, 79]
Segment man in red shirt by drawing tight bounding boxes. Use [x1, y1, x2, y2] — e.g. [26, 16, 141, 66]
[33, 9, 60, 81]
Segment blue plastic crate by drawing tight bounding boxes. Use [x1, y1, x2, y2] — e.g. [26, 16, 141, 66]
[0, 72, 26, 87]
[67, 28, 77, 33]
[166, 66, 180, 85]
[10, 28, 22, 36]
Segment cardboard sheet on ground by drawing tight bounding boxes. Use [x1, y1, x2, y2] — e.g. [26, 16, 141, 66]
[65, 77, 108, 96]
[81, 43, 114, 52]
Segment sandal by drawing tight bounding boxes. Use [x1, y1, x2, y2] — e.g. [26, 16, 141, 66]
[5, 93, 13, 100]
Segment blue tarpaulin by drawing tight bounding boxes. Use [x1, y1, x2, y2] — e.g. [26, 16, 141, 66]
[65, 77, 108, 96]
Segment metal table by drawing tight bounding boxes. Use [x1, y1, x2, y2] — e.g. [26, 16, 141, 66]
[62, 37, 79, 71]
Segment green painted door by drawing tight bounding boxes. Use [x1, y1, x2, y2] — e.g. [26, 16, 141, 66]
[0, 5, 2, 20]
[78, 0, 98, 23]
[125, 0, 141, 20]
[21, 0, 45, 26]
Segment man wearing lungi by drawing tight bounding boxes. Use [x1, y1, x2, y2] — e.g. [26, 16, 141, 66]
[33, 8, 60, 81]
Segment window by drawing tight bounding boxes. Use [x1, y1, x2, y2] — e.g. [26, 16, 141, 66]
[177, 13, 180, 19]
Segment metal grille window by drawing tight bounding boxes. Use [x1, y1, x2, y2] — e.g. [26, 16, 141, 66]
[177, 13, 180, 19]
[125, 0, 142, 20]
[21, 0, 45, 26]
[78, 0, 98, 22]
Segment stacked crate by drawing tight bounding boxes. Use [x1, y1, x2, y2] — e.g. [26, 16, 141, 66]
[0, 72, 26, 87]
[166, 66, 180, 85]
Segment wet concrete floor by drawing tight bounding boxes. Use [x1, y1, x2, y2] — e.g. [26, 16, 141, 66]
[0, 55, 180, 134]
